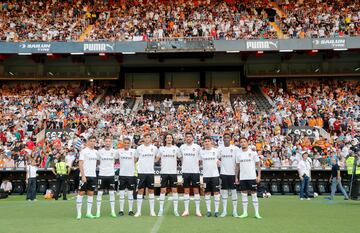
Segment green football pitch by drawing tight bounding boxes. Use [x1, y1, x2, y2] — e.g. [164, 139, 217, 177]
[0, 195, 359, 233]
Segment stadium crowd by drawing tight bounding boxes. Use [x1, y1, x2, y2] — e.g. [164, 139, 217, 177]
[85, 0, 277, 41]
[0, 82, 102, 169]
[0, 0, 97, 41]
[277, 0, 360, 38]
[0, 79, 359, 170]
[1, 0, 359, 41]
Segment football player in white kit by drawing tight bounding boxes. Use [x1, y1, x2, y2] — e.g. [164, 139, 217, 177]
[117, 138, 136, 216]
[134, 133, 158, 217]
[179, 132, 202, 217]
[200, 136, 221, 218]
[76, 136, 98, 220]
[96, 136, 118, 218]
[157, 134, 180, 217]
[236, 137, 262, 219]
[218, 133, 239, 217]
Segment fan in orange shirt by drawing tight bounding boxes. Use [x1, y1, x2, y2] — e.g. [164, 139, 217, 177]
[308, 117, 317, 127]
[315, 117, 323, 128]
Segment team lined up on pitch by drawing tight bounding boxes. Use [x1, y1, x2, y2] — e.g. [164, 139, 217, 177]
[76, 133, 262, 220]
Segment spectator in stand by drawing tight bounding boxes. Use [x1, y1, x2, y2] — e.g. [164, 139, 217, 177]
[1, 179, 12, 195]
[278, 0, 359, 39]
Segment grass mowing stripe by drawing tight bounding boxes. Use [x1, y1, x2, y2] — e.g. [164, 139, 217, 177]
[150, 202, 171, 233]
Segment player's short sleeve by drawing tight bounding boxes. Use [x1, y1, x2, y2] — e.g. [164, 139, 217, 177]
[152, 145, 158, 155]
[253, 151, 260, 163]
[157, 147, 163, 158]
[195, 144, 201, 159]
[235, 150, 241, 164]
[79, 149, 85, 161]
[178, 145, 184, 158]
[175, 146, 181, 158]
[96, 150, 101, 160]
[115, 150, 120, 159]
[216, 148, 221, 159]
[199, 150, 204, 160]
[134, 146, 140, 158]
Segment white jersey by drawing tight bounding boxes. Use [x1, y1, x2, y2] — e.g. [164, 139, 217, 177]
[218, 145, 240, 176]
[199, 148, 220, 178]
[236, 148, 260, 180]
[158, 145, 180, 174]
[179, 143, 201, 174]
[79, 147, 98, 177]
[135, 144, 158, 174]
[118, 148, 136, 177]
[97, 148, 118, 177]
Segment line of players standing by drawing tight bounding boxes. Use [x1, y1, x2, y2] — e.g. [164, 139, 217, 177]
[75, 132, 262, 220]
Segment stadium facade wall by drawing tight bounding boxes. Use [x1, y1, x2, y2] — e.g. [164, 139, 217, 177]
[1, 38, 359, 54]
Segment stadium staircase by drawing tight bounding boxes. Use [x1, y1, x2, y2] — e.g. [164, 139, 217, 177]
[231, 85, 273, 111]
[270, 2, 286, 39]
[78, 25, 94, 42]
[269, 22, 284, 39]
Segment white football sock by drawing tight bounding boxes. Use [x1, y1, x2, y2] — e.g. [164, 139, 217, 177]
[214, 194, 220, 213]
[241, 193, 248, 215]
[87, 195, 93, 215]
[251, 193, 259, 216]
[221, 190, 228, 214]
[76, 195, 83, 216]
[96, 191, 103, 216]
[159, 193, 166, 212]
[231, 189, 238, 214]
[184, 194, 190, 212]
[119, 190, 125, 212]
[149, 193, 155, 214]
[109, 191, 115, 214]
[205, 194, 211, 212]
[128, 191, 134, 212]
[136, 194, 143, 214]
[173, 193, 179, 213]
[194, 193, 201, 213]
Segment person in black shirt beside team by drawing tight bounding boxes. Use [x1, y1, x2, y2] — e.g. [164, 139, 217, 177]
[327, 158, 349, 200]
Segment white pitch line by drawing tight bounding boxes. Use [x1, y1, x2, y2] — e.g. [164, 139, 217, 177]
[149, 202, 171, 233]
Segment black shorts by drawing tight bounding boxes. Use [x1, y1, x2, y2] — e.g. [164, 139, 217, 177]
[137, 174, 154, 189]
[118, 176, 136, 191]
[220, 175, 236, 190]
[79, 177, 97, 192]
[239, 179, 257, 192]
[182, 173, 200, 188]
[160, 174, 178, 188]
[97, 176, 116, 190]
[203, 177, 220, 193]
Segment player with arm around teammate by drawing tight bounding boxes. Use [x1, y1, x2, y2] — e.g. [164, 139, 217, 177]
[235, 137, 262, 219]
[95, 136, 118, 218]
[134, 133, 158, 217]
[157, 133, 181, 216]
[179, 132, 202, 217]
[117, 138, 137, 216]
[76, 136, 98, 220]
[200, 136, 221, 218]
[218, 133, 240, 217]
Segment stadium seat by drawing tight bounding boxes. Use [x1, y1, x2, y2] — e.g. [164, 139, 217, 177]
[48, 180, 57, 193]
[0, 189, 8, 199]
[294, 181, 301, 195]
[282, 180, 292, 194]
[12, 181, 25, 195]
[270, 180, 281, 194]
[37, 180, 48, 194]
[316, 180, 327, 195]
